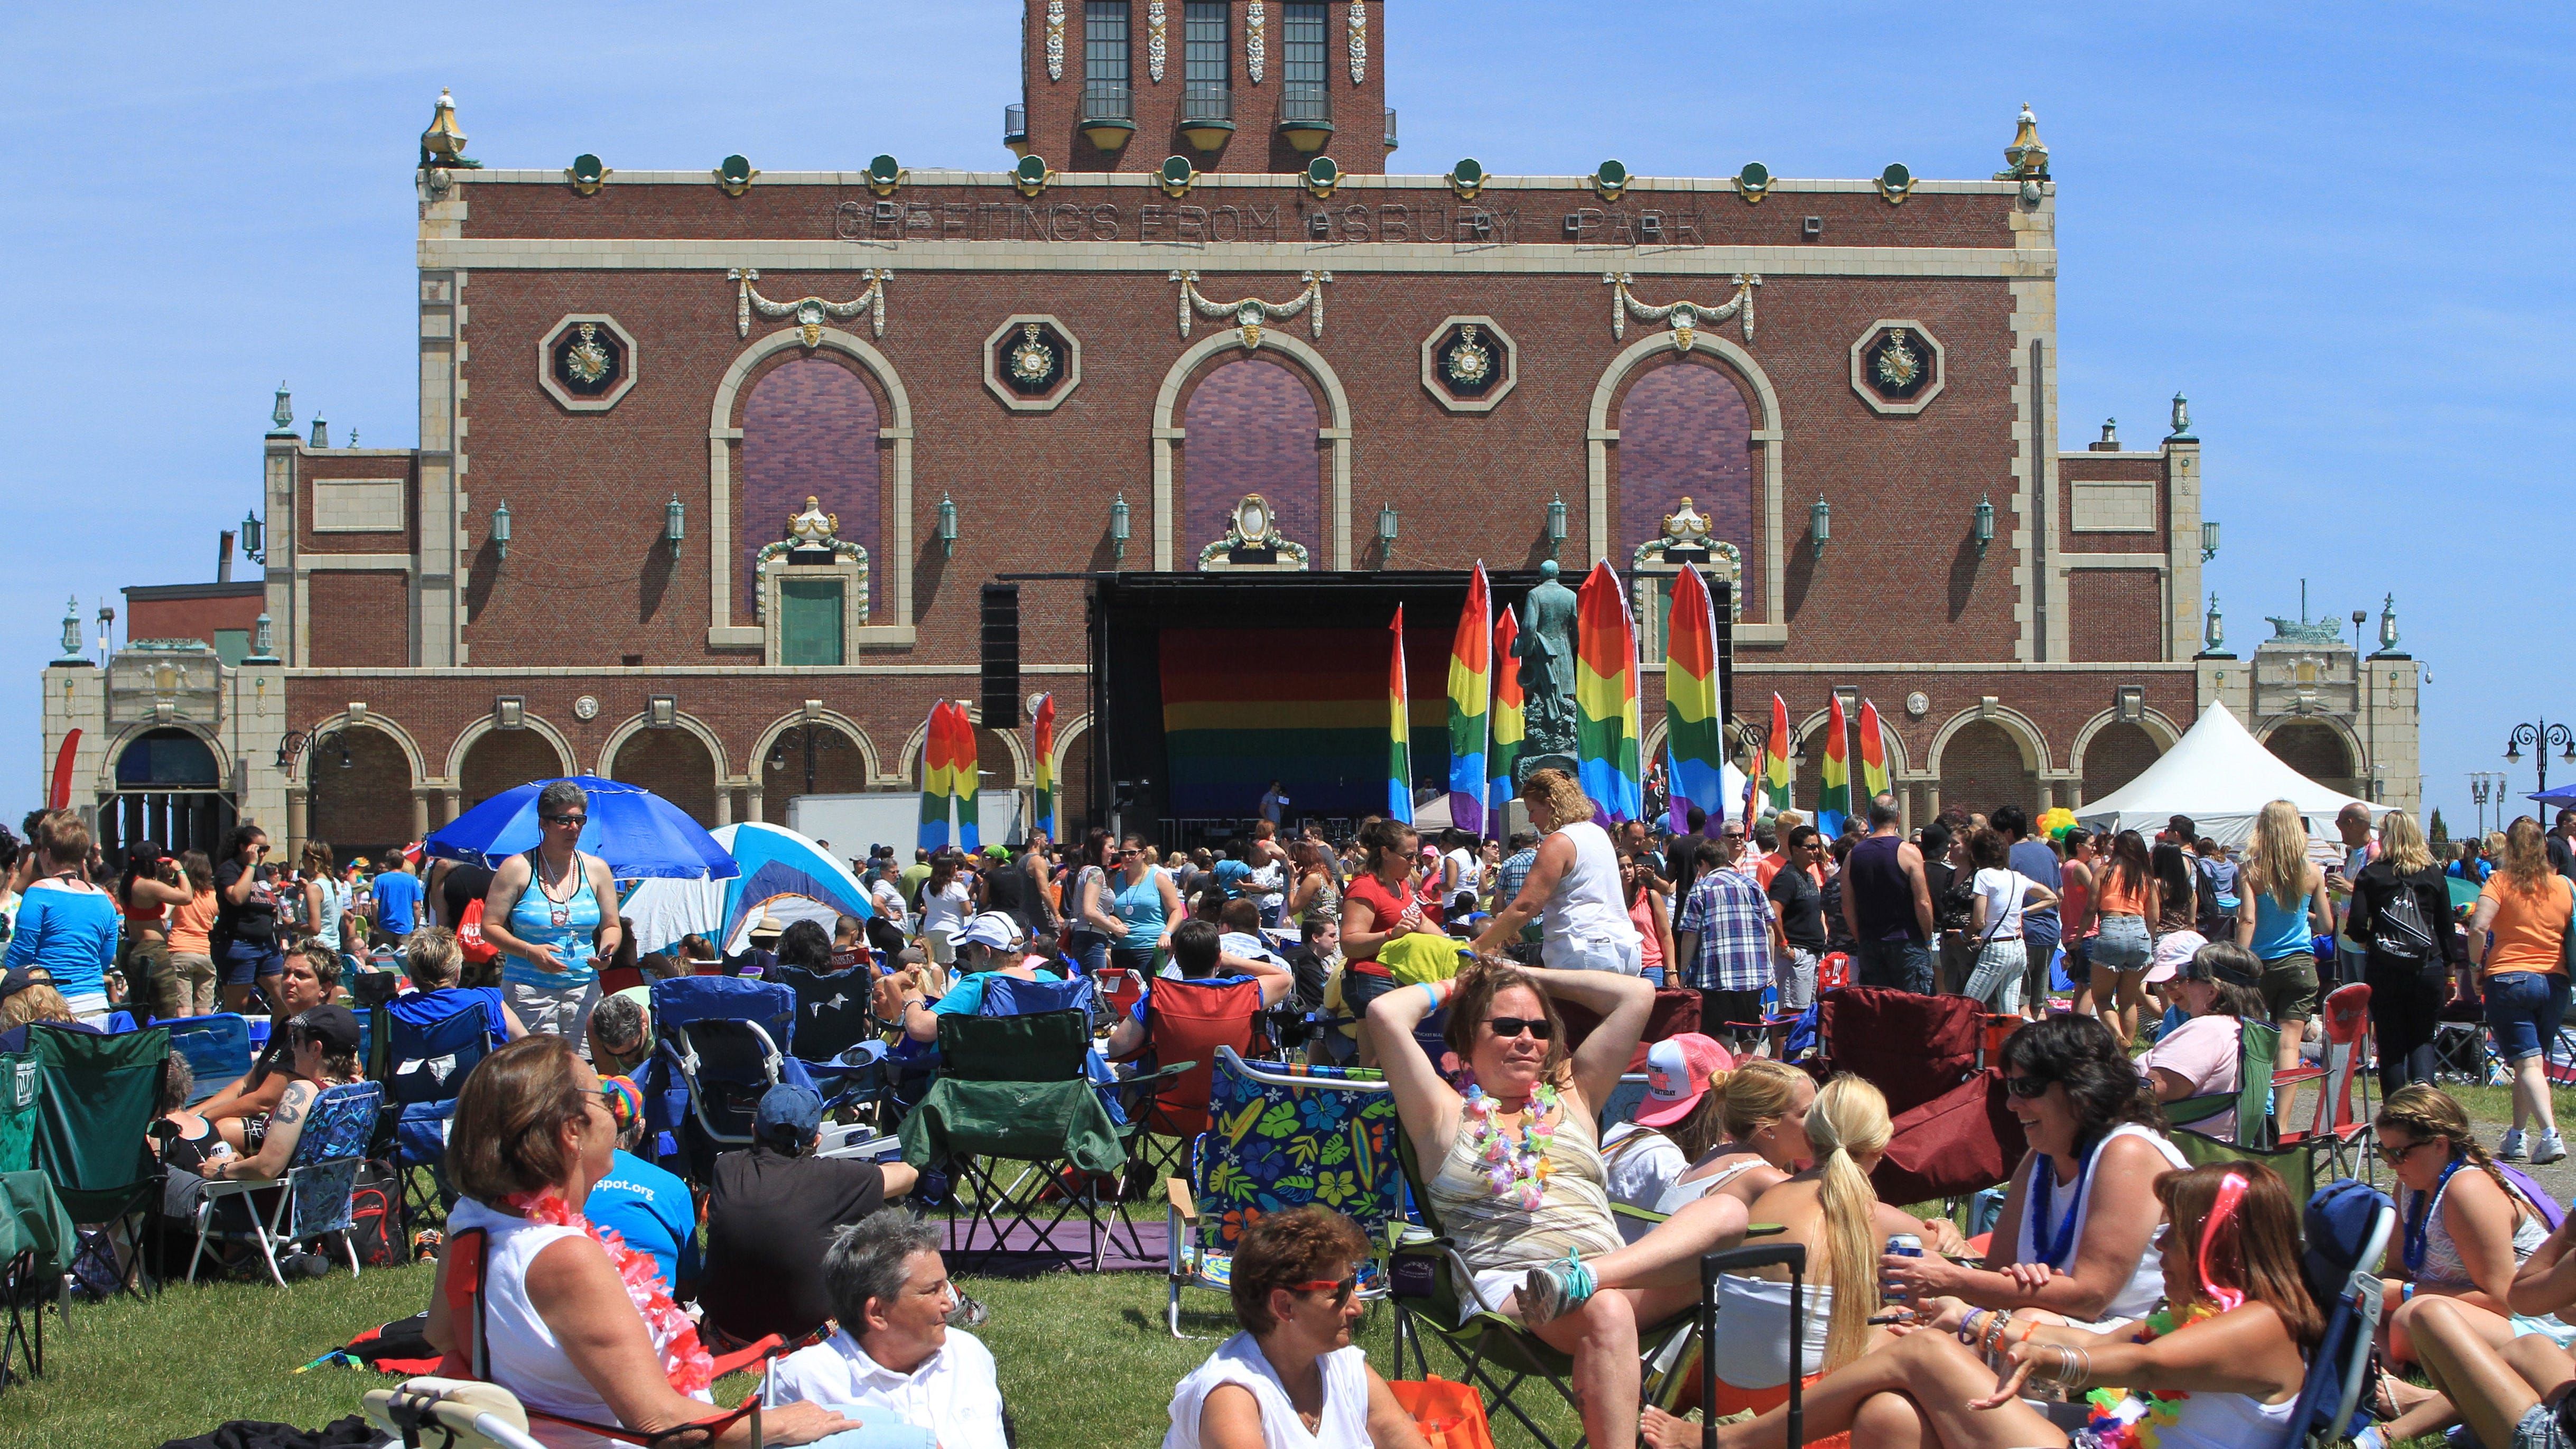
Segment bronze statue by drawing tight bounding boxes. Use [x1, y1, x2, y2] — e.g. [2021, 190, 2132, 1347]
[1513, 559, 1582, 776]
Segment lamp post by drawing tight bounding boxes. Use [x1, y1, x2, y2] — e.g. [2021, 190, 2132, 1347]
[2200, 519, 2219, 562]
[1808, 497, 1830, 557]
[491, 500, 512, 561]
[2504, 720, 2576, 813]
[1971, 495, 1994, 558]
[1109, 493, 1130, 567]
[936, 495, 958, 558]
[665, 494, 685, 559]
[1376, 501, 1399, 564]
[2471, 773, 2495, 838]
[1545, 493, 1567, 560]
[241, 507, 266, 564]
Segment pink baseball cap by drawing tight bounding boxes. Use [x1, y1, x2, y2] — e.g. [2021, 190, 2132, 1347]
[1634, 1033, 1734, 1128]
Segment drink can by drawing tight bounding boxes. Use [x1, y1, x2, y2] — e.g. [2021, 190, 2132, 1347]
[1883, 1233, 1923, 1303]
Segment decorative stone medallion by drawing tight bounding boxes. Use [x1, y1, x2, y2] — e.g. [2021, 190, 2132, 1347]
[1849, 319, 1946, 415]
[1418, 315, 1518, 413]
[982, 315, 1082, 411]
[538, 314, 638, 412]
[1904, 691, 1931, 719]
[573, 695, 601, 720]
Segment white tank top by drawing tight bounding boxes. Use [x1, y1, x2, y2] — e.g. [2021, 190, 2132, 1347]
[1543, 821, 1640, 953]
[1162, 1333, 1372, 1449]
[450, 1197, 712, 1449]
[2012, 1123, 2190, 1324]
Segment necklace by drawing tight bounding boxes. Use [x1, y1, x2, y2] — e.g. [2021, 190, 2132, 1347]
[2404, 1156, 2466, 1273]
[1461, 1082, 1562, 1209]
[2079, 1304, 2220, 1449]
[507, 1187, 712, 1395]
[2028, 1139, 2098, 1270]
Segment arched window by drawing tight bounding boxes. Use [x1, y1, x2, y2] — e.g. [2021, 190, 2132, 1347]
[1619, 361, 1755, 649]
[1182, 358, 1321, 565]
[2080, 722, 2162, 805]
[116, 728, 219, 789]
[740, 357, 880, 618]
[2265, 721, 2356, 795]
[1940, 721, 2038, 821]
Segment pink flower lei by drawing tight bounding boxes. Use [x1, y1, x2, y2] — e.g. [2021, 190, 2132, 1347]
[508, 1187, 714, 1396]
[1461, 1082, 1561, 1210]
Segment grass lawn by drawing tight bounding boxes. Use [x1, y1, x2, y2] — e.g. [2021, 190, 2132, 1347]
[0, 1258, 1581, 1449]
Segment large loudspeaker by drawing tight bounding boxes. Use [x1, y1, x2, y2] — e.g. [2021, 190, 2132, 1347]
[980, 583, 1021, 726]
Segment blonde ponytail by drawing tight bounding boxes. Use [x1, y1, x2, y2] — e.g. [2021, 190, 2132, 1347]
[1805, 1074, 1894, 1370]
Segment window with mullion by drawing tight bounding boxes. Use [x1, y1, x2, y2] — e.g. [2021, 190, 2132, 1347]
[1280, 2, 1327, 120]
[1183, 0, 1229, 120]
[1085, 1, 1131, 85]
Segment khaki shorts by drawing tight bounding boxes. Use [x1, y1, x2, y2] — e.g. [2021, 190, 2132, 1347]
[2258, 951, 2320, 1026]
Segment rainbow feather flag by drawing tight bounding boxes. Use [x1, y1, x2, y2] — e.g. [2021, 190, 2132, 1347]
[917, 701, 961, 852]
[1575, 561, 1644, 823]
[1031, 693, 1056, 842]
[1446, 564, 1493, 837]
[1818, 692, 1851, 838]
[1491, 608, 1524, 824]
[1388, 606, 1415, 824]
[1761, 692, 1793, 815]
[1858, 698, 1891, 805]
[954, 704, 981, 853]
[1663, 563, 1726, 835]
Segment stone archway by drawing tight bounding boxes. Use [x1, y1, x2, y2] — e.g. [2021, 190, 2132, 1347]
[459, 729, 569, 813]
[309, 726, 417, 860]
[2264, 720, 2358, 797]
[612, 729, 720, 826]
[1938, 721, 2039, 821]
[2079, 722, 2162, 806]
[759, 721, 872, 805]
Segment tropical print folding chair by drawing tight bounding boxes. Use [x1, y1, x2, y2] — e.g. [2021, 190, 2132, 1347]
[189, 1079, 387, 1286]
[1165, 1048, 1401, 1337]
[29, 1024, 169, 1297]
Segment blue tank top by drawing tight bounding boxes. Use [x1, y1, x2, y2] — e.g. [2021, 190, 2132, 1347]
[2248, 881, 2311, 961]
[500, 851, 605, 989]
[1111, 868, 1168, 942]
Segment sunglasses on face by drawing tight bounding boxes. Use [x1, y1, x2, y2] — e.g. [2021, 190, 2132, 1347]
[2001, 1074, 2054, 1100]
[543, 814, 587, 827]
[2377, 1138, 2434, 1166]
[1486, 1016, 1556, 1041]
[1290, 1276, 1360, 1308]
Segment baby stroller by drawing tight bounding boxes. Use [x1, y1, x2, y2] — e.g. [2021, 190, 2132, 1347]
[636, 977, 814, 1182]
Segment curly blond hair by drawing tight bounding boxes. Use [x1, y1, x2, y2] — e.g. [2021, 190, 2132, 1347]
[1517, 768, 1593, 831]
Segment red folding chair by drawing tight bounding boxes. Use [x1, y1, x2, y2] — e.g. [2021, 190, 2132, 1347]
[1092, 967, 1147, 1029]
[2277, 982, 2375, 1183]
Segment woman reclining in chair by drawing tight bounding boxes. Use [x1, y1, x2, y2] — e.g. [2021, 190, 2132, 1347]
[1644, 1160, 2320, 1449]
[1368, 958, 1752, 1449]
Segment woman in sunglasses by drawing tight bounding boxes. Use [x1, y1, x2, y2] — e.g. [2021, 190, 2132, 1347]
[1370, 960, 1751, 1449]
[1164, 1205, 1428, 1449]
[1879, 1014, 2188, 1333]
[482, 780, 623, 1052]
[1647, 1162, 2319, 1449]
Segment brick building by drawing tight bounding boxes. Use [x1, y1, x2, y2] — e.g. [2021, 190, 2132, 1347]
[40, 2, 2421, 861]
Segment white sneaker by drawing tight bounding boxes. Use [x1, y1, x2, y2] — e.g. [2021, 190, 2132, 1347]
[2499, 1128, 2528, 1161]
[2536, 1131, 2568, 1166]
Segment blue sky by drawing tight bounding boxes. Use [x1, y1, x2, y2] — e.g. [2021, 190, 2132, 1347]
[4, 2, 2569, 836]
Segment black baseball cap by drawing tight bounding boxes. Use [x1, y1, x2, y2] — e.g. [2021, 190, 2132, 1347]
[289, 1005, 362, 1055]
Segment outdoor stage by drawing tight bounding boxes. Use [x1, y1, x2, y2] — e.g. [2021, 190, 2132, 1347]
[1052, 570, 1735, 849]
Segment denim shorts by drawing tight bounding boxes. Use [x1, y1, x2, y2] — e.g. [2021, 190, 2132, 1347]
[2485, 970, 2573, 1063]
[2089, 914, 2152, 973]
[218, 937, 285, 986]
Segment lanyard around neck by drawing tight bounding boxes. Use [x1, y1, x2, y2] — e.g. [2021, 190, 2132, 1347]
[2405, 1156, 2468, 1273]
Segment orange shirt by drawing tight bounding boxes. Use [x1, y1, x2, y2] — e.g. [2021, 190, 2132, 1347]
[168, 889, 218, 956]
[2480, 874, 2573, 977]
[2096, 868, 2150, 917]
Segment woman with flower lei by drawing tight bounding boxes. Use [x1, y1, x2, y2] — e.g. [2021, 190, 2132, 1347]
[1648, 1162, 2318, 1449]
[1371, 955, 1753, 1449]
[424, 1035, 861, 1448]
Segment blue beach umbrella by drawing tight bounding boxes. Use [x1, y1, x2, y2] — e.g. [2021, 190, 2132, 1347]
[425, 775, 739, 881]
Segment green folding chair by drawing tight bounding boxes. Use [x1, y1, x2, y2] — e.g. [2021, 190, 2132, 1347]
[0, 1054, 38, 1175]
[2165, 1019, 2280, 1148]
[30, 1025, 170, 1298]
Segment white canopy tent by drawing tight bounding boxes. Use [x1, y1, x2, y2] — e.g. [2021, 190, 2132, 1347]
[2075, 701, 2381, 849]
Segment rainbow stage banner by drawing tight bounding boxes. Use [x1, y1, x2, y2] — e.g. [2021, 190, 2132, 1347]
[1158, 628, 1446, 816]
[1663, 563, 1726, 834]
[1818, 692, 1851, 838]
[1031, 693, 1056, 842]
[1575, 560, 1643, 823]
[1858, 698, 1891, 804]
[1761, 692, 1793, 816]
[1446, 564, 1493, 837]
[1491, 608, 1524, 824]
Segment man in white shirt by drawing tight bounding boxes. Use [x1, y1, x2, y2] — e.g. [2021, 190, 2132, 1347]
[768, 1209, 1008, 1449]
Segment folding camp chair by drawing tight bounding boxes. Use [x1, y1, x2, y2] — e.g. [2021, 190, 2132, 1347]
[637, 977, 814, 1182]
[1387, 1131, 1701, 1449]
[1128, 975, 1267, 1187]
[28, 1024, 169, 1297]
[1814, 987, 1983, 1116]
[1165, 1048, 1402, 1337]
[2277, 982, 2376, 1184]
[767, 959, 891, 1127]
[2166, 1019, 2282, 1149]
[160, 1014, 254, 1106]
[899, 1005, 1131, 1271]
[2170, 1122, 2319, 1209]
[377, 992, 502, 1232]
[2279, 1178, 2396, 1449]
[0, 1055, 35, 1174]
[0, 1171, 73, 1395]
[189, 1079, 387, 1285]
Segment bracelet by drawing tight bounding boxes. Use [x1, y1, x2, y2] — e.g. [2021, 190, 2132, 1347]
[2017, 1317, 2041, 1345]
[1419, 981, 1440, 1009]
[1984, 1312, 2011, 1356]
[1957, 1309, 1989, 1346]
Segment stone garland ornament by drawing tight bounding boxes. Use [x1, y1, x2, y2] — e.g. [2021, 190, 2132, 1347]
[1046, 0, 1065, 80]
[752, 496, 870, 624]
[1348, 1, 1368, 83]
[1148, 1, 1167, 82]
[561, 324, 615, 387]
[1008, 324, 1057, 387]
[1247, 2, 1266, 83]
[1199, 493, 1310, 569]
[729, 267, 890, 346]
[1631, 498, 1744, 622]
[1442, 325, 1493, 388]
[1872, 328, 1924, 393]
[1605, 273, 1761, 352]
[1171, 270, 1329, 349]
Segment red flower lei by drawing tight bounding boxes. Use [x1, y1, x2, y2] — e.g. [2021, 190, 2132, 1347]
[508, 1187, 714, 1396]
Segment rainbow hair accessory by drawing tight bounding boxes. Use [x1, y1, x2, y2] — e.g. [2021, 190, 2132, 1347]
[600, 1074, 643, 1131]
[2195, 1171, 2250, 1312]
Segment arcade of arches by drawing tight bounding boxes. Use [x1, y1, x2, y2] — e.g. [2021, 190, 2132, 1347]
[459, 730, 566, 814]
[307, 726, 416, 860]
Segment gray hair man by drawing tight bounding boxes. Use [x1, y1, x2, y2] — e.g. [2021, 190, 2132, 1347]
[764, 1208, 1008, 1449]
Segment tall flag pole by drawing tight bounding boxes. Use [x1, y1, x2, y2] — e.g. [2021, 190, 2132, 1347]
[1818, 692, 1852, 838]
[1031, 693, 1056, 843]
[1858, 698, 1892, 805]
[954, 703, 982, 854]
[1762, 692, 1794, 816]
[917, 701, 957, 851]
[1662, 563, 1726, 835]
[1446, 563, 1493, 838]
[1387, 606, 1415, 824]
[1491, 608, 1524, 826]
[1575, 560, 1644, 823]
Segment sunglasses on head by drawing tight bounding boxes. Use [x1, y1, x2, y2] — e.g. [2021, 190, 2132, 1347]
[1486, 1016, 1556, 1041]
[2001, 1074, 2054, 1100]
[1289, 1276, 1359, 1307]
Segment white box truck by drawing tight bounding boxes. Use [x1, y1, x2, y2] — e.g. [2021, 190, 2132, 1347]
[783, 791, 1028, 861]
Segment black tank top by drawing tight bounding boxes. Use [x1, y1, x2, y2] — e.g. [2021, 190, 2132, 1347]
[1847, 835, 1923, 944]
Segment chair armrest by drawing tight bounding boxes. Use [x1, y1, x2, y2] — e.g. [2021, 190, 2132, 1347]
[1167, 1178, 1198, 1225]
[2272, 1065, 2324, 1086]
[201, 1174, 283, 1200]
[708, 1333, 784, 1379]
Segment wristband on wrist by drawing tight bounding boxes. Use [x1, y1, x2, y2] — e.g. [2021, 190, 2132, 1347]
[1418, 981, 1440, 1010]
[1957, 1309, 1987, 1346]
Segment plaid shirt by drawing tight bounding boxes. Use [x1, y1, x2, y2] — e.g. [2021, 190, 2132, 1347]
[1494, 847, 1541, 939]
[1675, 865, 1774, 991]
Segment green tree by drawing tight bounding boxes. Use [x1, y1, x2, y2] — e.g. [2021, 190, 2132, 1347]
[2429, 807, 2450, 847]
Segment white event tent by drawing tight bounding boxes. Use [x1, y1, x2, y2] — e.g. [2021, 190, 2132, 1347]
[2074, 701, 2381, 849]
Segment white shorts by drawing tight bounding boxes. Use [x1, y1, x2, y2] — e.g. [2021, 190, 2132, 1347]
[1545, 934, 1643, 975]
[506, 978, 601, 1056]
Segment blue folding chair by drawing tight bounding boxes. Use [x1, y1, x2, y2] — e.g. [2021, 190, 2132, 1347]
[189, 1079, 387, 1286]
[161, 1015, 254, 1106]
[638, 977, 813, 1182]
[2282, 1177, 2396, 1448]
[380, 992, 499, 1108]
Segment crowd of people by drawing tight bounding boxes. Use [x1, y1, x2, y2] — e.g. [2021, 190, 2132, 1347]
[8, 770, 2576, 1449]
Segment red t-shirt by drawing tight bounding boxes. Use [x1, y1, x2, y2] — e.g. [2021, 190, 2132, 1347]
[1343, 872, 1424, 976]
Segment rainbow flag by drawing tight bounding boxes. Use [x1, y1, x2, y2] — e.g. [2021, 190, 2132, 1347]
[1663, 563, 1726, 835]
[1388, 606, 1414, 824]
[954, 705, 981, 853]
[917, 701, 962, 851]
[1491, 608, 1524, 825]
[1446, 564, 1493, 837]
[1858, 698, 1891, 804]
[1575, 561, 1644, 823]
[1031, 693, 1056, 842]
[1761, 692, 1793, 815]
[1159, 628, 1445, 814]
[1818, 693, 1851, 838]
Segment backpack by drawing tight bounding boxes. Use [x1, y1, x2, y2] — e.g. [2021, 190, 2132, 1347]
[2192, 857, 2229, 939]
[455, 897, 500, 965]
[347, 1160, 403, 1268]
[2372, 880, 2438, 961]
